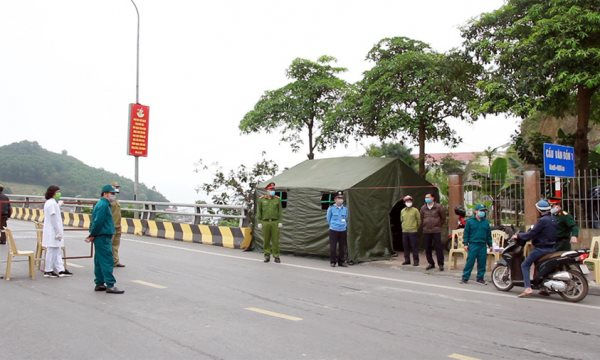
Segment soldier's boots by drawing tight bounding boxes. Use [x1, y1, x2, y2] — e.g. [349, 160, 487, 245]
[274, 257, 281, 263]
[264, 255, 270, 263]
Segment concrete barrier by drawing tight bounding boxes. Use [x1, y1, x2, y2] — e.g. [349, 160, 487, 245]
[10, 207, 251, 250]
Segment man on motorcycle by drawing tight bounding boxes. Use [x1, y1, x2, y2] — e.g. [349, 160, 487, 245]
[512, 199, 558, 298]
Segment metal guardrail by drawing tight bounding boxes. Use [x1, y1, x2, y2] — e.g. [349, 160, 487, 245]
[4, 194, 247, 227]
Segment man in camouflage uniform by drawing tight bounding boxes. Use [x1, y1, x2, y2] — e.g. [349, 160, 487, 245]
[257, 182, 282, 263]
[110, 181, 125, 267]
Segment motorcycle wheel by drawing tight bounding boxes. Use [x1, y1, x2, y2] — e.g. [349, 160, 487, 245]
[558, 269, 588, 303]
[491, 264, 513, 291]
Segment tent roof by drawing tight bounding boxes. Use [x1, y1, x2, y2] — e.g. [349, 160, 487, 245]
[260, 157, 398, 190]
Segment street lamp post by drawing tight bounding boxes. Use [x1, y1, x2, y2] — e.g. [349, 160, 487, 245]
[130, 0, 140, 202]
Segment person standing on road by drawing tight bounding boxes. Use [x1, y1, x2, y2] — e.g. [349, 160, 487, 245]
[110, 181, 125, 268]
[460, 204, 492, 285]
[327, 191, 348, 267]
[420, 194, 446, 271]
[513, 199, 558, 298]
[549, 197, 579, 251]
[0, 184, 11, 245]
[400, 195, 420, 266]
[257, 182, 282, 263]
[86, 185, 124, 294]
[42, 185, 72, 278]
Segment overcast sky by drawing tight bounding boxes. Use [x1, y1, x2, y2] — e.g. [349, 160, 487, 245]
[0, 0, 517, 203]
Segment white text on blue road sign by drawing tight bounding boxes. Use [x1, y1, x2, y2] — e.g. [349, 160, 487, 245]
[543, 143, 575, 177]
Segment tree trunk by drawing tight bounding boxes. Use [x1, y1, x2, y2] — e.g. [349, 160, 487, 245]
[307, 120, 315, 160]
[575, 85, 592, 172]
[418, 119, 426, 176]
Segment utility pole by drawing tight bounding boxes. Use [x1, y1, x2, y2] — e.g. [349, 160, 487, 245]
[130, 0, 140, 201]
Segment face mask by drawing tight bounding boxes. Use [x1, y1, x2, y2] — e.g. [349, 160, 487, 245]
[335, 199, 344, 206]
[550, 207, 559, 215]
[405, 202, 413, 208]
[477, 211, 486, 218]
[108, 194, 117, 202]
[269, 191, 276, 196]
[425, 198, 433, 204]
[54, 192, 62, 200]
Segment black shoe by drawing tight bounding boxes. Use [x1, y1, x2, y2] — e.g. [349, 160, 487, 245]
[439, 266, 444, 272]
[106, 287, 125, 294]
[264, 255, 270, 263]
[425, 264, 435, 270]
[330, 263, 336, 267]
[402, 261, 411, 265]
[58, 270, 73, 277]
[538, 290, 550, 296]
[95, 285, 107, 291]
[413, 263, 419, 267]
[476, 278, 486, 285]
[274, 257, 281, 263]
[114, 263, 126, 268]
[338, 262, 348, 267]
[460, 279, 468, 284]
[44, 271, 59, 278]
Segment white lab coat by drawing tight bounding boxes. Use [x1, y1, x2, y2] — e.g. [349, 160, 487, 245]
[42, 198, 64, 248]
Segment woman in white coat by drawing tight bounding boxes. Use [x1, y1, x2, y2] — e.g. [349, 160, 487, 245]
[42, 185, 72, 277]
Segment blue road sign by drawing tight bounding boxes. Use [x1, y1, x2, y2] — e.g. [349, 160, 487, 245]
[543, 143, 575, 177]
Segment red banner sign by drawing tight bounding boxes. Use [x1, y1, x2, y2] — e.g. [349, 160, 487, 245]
[127, 103, 149, 157]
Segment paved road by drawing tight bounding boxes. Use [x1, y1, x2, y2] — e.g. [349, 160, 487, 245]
[1, 220, 599, 360]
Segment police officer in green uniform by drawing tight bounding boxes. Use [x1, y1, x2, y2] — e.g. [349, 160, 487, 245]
[85, 185, 124, 294]
[460, 204, 492, 285]
[549, 197, 579, 251]
[257, 182, 282, 263]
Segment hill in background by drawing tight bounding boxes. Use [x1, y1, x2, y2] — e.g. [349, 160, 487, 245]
[0, 140, 168, 202]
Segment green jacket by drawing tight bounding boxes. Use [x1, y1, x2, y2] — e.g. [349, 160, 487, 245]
[257, 196, 281, 222]
[401, 207, 421, 233]
[463, 216, 492, 247]
[556, 211, 579, 239]
[89, 197, 115, 237]
[111, 200, 122, 229]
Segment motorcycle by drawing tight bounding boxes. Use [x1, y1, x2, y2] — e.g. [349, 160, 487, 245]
[491, 238, 591, 302]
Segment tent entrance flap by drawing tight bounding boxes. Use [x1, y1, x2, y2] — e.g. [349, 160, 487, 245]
[389, 200, 405, 253]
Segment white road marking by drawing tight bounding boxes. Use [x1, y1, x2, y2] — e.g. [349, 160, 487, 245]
[123, 238, 600, 311]
[131, 280, 167, 289]
[245, 307, 302, 321]
[65, 262, 84, 268]
[448, 354, 480, 360]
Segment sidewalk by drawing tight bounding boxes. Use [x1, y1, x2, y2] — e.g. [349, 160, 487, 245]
[364, 250, 600, 296]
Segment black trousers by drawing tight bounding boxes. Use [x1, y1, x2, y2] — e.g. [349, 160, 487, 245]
[424, 232, 444, 266]
[0, 215, 7, 244]
[329, 230, 347, 264]
[402, 232, 419, 264]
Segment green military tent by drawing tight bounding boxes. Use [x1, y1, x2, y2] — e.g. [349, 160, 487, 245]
[254, 157, 439, 263]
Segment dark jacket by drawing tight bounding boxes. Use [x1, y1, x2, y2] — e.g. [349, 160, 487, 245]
[518, 213, 558, 248]
[463, 216, 492, 247]
[420, 203, 446, 234]
[0, 193, 11, 216]
[555, 211, 579, 239]
[89, 197, 115, 237]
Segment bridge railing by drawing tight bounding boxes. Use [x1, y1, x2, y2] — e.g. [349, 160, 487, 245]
[4, 194, 247, 227]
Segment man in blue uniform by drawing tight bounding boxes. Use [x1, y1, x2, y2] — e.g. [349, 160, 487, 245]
[513, 199, 558, 298]
[327, 191, 349, 267]
[86, 185, 124, 294]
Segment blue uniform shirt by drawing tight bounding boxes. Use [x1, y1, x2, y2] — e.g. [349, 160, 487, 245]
[327, 205, 348, 232]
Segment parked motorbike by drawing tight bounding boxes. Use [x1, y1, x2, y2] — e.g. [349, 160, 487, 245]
[491, 238, 591, 302]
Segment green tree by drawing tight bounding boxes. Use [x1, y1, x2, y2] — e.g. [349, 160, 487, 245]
[195, 152, 279, 225]
[462, 0, 600, 171]
[240, 56, 348, 160]
[364, 142, 417, 169]
[330, 37, 480, 176]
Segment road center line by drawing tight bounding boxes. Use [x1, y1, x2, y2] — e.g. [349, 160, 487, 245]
[245, 307, 302, 321]
[131, 280, 167, 289]
[65, 262, 84, 268]
[448, 353, 481, 360]
[123, 238, 600, 311]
